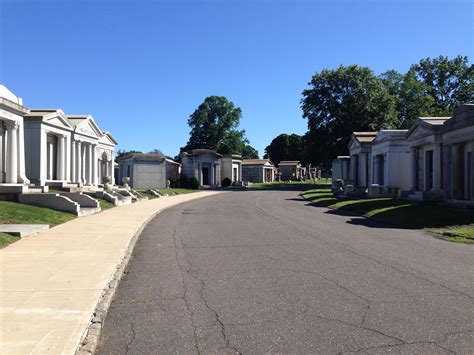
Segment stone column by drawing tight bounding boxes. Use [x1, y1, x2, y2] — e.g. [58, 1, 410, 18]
[86, 144, 92, 185]
[373, 156, 379, 185]
[57, 135, 65, 181]
[92, 145, 98, 186]
[76, 141, 82, 184]
[65, 136, 71, 182]
[71, 140, 76, 183]
[410, 147, 417, 190]
[109, 151, 115, 185]
[5, 121, 18, 183]
[17, 122, 29, 184]
[432, 143, 441, 191]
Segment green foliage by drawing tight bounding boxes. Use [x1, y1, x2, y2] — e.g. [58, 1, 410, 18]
[222, 177, 232, 187]
[412, 55, 473, 115]
[241, 144, 259, 159]
[187, 177, 200, 189]
[264, 133, 303, 165]
[380, 56, 473, 128]
[301, 65, 397, 166]
[181, 96, 251, 155]
[116, 149, 142, 161]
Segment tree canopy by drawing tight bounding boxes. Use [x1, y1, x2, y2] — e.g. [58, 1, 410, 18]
[380, 55, 473, 128]
[264, 133, 303, 166]
[180, 96, 254, 156]
[301, 65, 398, 166]
[241, 145, 259, 159]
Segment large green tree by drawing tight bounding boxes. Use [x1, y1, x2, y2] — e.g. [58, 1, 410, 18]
[264, 133, 303, 166]
[380, 56, 473, 128]
[241, 144, 259, 159]
[412, 55, 473, 115]
[181, 96, 250, 155]
[301, 65, 398, 166]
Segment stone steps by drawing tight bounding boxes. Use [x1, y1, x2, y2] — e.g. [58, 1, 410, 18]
[18, 193, 101, 217]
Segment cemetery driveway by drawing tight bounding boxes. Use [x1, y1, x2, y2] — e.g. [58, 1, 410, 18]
[98, 189, 474, 354]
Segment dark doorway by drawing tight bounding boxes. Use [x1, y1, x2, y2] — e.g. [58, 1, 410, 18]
[202, 166, 209, 185]
[466, 152, 472, 200]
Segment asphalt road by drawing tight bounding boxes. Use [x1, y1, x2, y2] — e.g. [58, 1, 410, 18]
[97, 189, 473, 354]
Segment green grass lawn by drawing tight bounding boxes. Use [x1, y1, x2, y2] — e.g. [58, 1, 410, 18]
[96, 197, 115, 210]
[135, 188, 197, 199]
[249, 180, 331, 190]
[0, 201, 76, 226]
[301, 189, 474, 242]
[158, 188, 197, 195]
[0, 232, 20, 248]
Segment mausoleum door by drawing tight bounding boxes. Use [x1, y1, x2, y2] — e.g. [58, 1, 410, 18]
[466, 152, 472, 200]
[416, 148, 423, 191]
[202, 166, 209, 185]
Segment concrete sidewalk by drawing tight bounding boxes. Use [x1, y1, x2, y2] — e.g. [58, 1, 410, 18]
[0, 191, 220, 354]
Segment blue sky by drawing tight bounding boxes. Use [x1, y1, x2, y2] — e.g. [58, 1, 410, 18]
[1, 0, 472, 158]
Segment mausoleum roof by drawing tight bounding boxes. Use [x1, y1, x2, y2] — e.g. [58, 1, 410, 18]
[118, 153, 165, 161]
[26, 109, 73, 129]
[0, 85, 28, 114]
[278, 160, 300, 166]
[442, 104, 474, 132]
[373, 129, 409, 144]
[242, 159, 274, 166]
[183, 149, 223, 157]
[352, 132, 377, 143]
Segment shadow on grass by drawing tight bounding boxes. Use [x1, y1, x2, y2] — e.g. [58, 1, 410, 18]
[301, 192, 474, 230]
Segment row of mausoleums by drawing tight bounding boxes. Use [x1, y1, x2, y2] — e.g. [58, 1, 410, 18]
[116, 149, 309, 189]
[0, 85, 117, 195]
[332, 104, 474, 204]
[117, 149, 278, 188]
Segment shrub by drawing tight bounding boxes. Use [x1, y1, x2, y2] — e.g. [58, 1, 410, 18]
[222, 177, 232, 188]
[187, 177, 200, 189]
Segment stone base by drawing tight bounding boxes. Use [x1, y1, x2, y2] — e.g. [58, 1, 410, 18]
[0, 184, 29, 194]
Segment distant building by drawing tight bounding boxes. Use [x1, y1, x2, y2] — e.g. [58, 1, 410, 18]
[278, 161, 303, 181]
[331, 156, 350, 188]
[117, 153, 180, 189]
[181, 149, 222, 187]
[348, 132, 377, 194]
[242, 159, 275, 183]
[221, 154, 242, 184]
[368, 130, 410, 197]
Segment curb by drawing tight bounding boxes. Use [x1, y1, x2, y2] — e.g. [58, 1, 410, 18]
[75, 193, 219, 354]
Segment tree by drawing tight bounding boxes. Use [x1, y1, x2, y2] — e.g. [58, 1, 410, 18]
[241, 145, 259, 159]
[181, 96, 249, 155]
[301, 65, 398, 166]
[380, 69, 435, 128]
[148, 148, 165, 156]
[411, 55, 473, 115]
[264, 133, 303, 166]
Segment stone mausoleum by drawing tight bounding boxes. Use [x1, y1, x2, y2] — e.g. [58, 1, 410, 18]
[181, 149, 222, 187]
[242, 159, 275, 183]
[0, 85, 30, 194]
[117, 153, 180, 189]
[442, 104, 474, 204]
[369, 130, 410, 197]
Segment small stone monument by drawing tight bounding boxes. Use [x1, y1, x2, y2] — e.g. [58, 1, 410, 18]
[102, 176, 112, 191]
[122, 177, 130, 190]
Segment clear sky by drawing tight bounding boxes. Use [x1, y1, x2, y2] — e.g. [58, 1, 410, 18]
[1, 0, 472, 158]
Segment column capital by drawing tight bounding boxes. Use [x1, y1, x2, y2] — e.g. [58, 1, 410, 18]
[4, 121, 19, 130]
